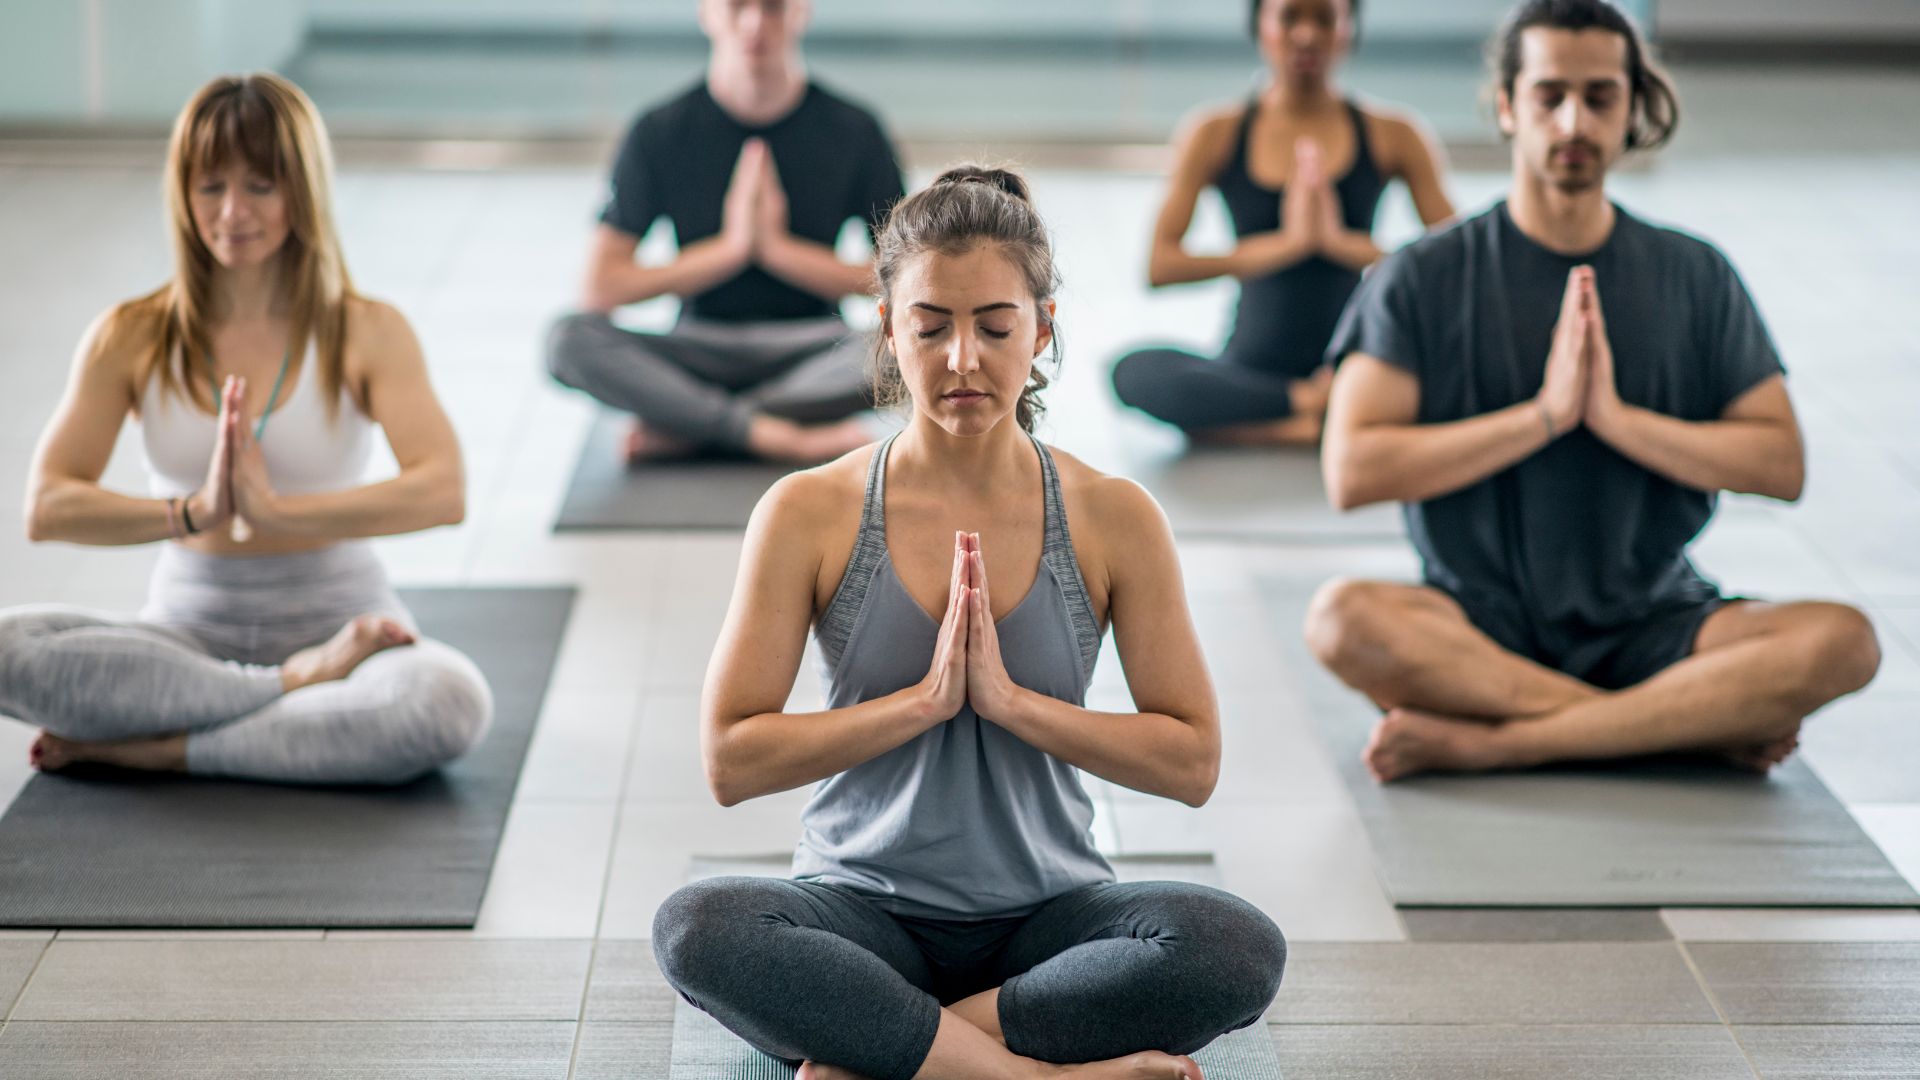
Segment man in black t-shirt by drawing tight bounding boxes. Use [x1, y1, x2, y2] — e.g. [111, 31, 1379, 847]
[1305, 0, 1880, 781]
[545, 0, 905, 464]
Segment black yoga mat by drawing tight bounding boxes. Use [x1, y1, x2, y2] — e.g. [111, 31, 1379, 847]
[1255, 575, 1919, 907]
[554, 410, 798, 532]
[0, 587, 575, 928]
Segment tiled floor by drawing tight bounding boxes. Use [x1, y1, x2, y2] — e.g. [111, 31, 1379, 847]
[1, 68, 1919, 1076]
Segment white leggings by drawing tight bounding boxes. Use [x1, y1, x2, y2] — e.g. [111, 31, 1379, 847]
[0, 543, 491, 786]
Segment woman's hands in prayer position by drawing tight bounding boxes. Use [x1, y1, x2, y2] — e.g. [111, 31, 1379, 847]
[916, 531, 1023, 725]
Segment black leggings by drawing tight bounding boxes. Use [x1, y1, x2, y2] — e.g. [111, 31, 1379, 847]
[1112, 346, 1322, 430]
[652, 876, 1286, 1080]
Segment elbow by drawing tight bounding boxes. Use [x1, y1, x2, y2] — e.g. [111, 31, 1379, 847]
[1145, 247, 1179, 289]
[1772, 458, 1807, 503]
[1323, 464, 1373, 513]
[23, 489, 57, 543]
[438, 484, 467, 528]
[702, 726, 751, 808]
[1177, 729, 1222, 808]
[578, 266, 618, 315]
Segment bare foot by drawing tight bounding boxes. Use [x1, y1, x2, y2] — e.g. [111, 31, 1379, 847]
[281, 615, 416, 693]
[1289, 365, 1335, 416]
[1717, 731, 1800, 774]
[748, 416, 872, 465]
[1064, 1051, 1205, 1080]
[31, 730, 188, 773]
[623, 419, 698, 464]
[1363, 707, 1501, 782]
[796, 1063, 871, 1080]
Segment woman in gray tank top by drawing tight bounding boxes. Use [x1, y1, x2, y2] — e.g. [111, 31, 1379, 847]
[652, 168, 1285, 1080]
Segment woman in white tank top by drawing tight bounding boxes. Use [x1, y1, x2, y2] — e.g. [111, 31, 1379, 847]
[0, 74, 490, 785]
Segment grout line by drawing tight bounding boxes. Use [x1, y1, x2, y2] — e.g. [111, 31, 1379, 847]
[2, 936, 54, 1026]
[564, 689, 650, 1079]
[1674, 940, 1766, 1080]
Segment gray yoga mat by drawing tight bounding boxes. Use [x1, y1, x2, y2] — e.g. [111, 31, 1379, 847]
[1254, 575, 1920, 907]
[554, 410, 799, 531]
[0, 586, 575, 928]
[1090, 442, 1402, 542]
[670, 997, 1284, 1079]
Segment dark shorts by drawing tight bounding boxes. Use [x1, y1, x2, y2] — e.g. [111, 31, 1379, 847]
[1446, 590, 1736, 691]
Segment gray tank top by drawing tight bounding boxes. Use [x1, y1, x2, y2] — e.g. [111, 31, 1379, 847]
[795, 432, 1114, 918]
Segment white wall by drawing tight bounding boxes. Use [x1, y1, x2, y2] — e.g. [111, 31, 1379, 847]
[0, 0, 307, 123]
[1659, 0, 1920, 40]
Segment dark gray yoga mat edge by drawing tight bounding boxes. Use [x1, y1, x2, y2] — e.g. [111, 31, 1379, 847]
[0, 586, 575, 929]
[554, 410, 797, 532]
[1254, 574, 1919, 908]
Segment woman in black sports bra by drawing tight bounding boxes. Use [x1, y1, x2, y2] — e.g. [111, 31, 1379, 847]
[1112, 0, 1456, 446]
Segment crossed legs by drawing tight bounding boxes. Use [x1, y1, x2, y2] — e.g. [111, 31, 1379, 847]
[1302, 578, 1882, 781]
[653, 877, 1284, 1080]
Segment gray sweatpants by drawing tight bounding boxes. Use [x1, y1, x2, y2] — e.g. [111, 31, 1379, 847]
[652, 877, 1287, 1080]
[544, 312, 873, 452]
[0, 543, 492, 786]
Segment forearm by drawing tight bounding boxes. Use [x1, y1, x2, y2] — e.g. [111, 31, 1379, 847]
[1320, 229, 1383, 272]
[25, 479, 181, 546]
[1148, 233, 1308, 287]
[758, 234, 871, 301]
[583, 237, 745, 312]
[1591, 405, 1804, 499]
[1329, 400, 1548, 509]
[253, 463, 464, 540]
[987, 688, 1218, 807]
[706, 685, 942, 805]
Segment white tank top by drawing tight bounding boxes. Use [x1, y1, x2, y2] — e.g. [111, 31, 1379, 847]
[140, 344, 374, 499]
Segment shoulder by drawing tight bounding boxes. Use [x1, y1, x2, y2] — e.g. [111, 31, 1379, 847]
[83, 291, 166, 376]
[1356, 100, 1438, 165]
[344, 295, 418, 350]
[1047, 445, 1169, 540]
[751, 442, 874, 536]
[1174, 102, 1245, 159]
[1390, 203, 1493, 270]
[802, 81, 893, 142]
[1616, 206, 1741, 277]
[621, 83, 705, 145]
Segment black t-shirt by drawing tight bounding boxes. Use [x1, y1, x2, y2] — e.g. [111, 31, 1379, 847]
[600, 80, 905, 323]
[1326, 201, 1785, 647]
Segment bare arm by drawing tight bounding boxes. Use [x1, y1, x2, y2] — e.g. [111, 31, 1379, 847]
[25, 309, 221, 545]
[1147, 111, 1311, 288]
[580, 224, 748, 314]
[758, 232, 872, 302]
[1316, 114, 1455, 272]
[1322, 354, 1549, 510]
[964, 480, 1221, 807]
[1584, 291, 1803, 505]
[700, 472, 966, 807]
[233, 301, 465, 539]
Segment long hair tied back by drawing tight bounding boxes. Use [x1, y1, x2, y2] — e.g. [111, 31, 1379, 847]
[870, 165, 1063, 434]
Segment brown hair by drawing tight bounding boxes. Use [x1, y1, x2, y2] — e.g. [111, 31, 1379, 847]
[128, 72, 354, 417]
[870, 165, 1061, 435]
[1489, 0, 1680, 151]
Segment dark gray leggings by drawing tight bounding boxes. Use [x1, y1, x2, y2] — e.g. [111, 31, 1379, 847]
[652, 877, 1286, 1080]
[1112, 346, 1318, 429]
[545, 312, 873, 452]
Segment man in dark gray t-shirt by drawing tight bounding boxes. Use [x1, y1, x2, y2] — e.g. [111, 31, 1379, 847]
[1305, 0, 1880, 782]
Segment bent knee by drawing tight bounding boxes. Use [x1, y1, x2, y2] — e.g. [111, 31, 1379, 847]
[1144, 885, 1287, 1001]
[544, 312, 609, 384]
[388, 642, 494, 776]
[651, 877, 779, 986]
[1110, 352, 1160, 408]
[1797, 603, 1881, 700]
[1303, 577, 1395, 669]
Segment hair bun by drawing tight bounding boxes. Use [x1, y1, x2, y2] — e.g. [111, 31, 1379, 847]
[932, 165, 1032, 205]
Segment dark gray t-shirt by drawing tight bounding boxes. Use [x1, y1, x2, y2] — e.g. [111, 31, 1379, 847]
[600, 81, 904, 323]
[1326, 201, 1784, 649]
